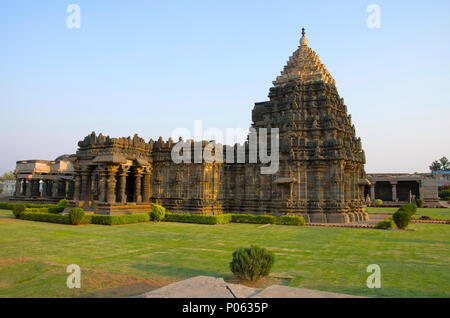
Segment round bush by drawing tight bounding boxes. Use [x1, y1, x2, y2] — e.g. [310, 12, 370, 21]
[393, 209, 410, 229]
[69, 208, 85, 225]
[150, 204, 166, 221]
[13, 204, 26, 218]
[398, 203, 417, 217]
[229, 245, 274, 282]
[374, 199, 383, 207]
[58, 199, 68, 208]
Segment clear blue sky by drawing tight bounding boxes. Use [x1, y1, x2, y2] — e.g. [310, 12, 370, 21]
[1, 0, 449, 174]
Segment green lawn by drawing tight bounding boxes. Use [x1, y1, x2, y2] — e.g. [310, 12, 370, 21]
[0, 209, 449, 298]
[366, 207, 450, 220]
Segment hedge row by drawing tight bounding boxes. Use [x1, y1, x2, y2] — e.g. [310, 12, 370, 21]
[90, 213, 150, 225]
[164, 213, 305, 226]
[164, 213, 232, 225]
[19, 212, 150, 225]
[10, 200, 305, 226]
[24, 206, 65, 214]
[20, 212, 70, 224]
[0, 202, 62, 211]
[276, 215, 306, 226]
[230, 214, 277, 224]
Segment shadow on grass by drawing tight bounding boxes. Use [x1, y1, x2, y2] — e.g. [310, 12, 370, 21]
[131, 263, 226, 280]
[79, 282, 158, 298]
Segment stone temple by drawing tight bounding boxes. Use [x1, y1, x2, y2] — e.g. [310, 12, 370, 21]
[12, 30, 371, 223]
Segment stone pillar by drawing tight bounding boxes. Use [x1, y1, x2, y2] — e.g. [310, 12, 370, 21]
[118, 168, 129, 204]
[14, 179, 21, 196]
[134, 170, 143, 203]
[98, 170, 107, 202]
[391, 181, 398, 202]
[42, 180, 47, 198]
[52, 180, 59, 197]
[370, 184, 375, 201]
[73, 173, 81, 201]
[142, 169, 151, 203]
[106, 166, 118, 204]
[81, 170, 91, 201]
[68, 181, 75, 200]
[25, 180, 32, 197]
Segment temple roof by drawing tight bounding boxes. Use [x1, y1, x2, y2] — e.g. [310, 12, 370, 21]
[273, 28, 336, 86]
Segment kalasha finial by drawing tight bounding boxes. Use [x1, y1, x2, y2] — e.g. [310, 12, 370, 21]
[300, 27, 308, 46]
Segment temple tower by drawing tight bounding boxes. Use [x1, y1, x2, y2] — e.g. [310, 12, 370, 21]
[251, 29, 369, 222]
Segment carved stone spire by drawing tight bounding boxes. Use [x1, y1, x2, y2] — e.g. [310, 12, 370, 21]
[273, 29, 335, 87]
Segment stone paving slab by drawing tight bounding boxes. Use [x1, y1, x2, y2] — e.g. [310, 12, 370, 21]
[134, 276, 364, 298]
[251, 285, 364, 298]
[135, 276, 236, 298]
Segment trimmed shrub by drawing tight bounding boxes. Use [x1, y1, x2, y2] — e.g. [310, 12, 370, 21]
[48, 206, 65, 213]
[229, 245, 275, 282]
[164, 213, 232, 225]
[393, 209, 411, 229]
[25, 208, 49, 213]
[373, 199, 383, 207]
[375, 218, 394, 229]
[276, 215, 305, 226]
[0, 202, 14, 210]
[13, 204, 26, 218]
[91, 213, 150, 225]
[415, 199, 423, 208]
[20, 212, 70, 224]
[82, 214, 93, 224]
[58, 199, 68, 208]
[150, 204, 166, 222]
[69, 208, 85, 225]
[230, 214, 277, 224]
[398, 203, 417, 217]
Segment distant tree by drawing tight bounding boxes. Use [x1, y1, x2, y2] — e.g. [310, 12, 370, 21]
[0, 171, 16, 182]
[429, 157, 450, 172]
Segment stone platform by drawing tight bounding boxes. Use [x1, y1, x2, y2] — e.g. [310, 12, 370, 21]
[72, 201, 154, 215]
[134, 276, 364, 298]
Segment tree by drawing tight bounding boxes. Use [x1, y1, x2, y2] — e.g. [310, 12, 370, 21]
[429, 157, 450, 172]
[0, 171, 16, 182]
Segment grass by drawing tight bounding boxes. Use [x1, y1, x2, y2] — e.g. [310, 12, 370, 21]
[366, 207, 450, 220]
[0, 209, 449, 298]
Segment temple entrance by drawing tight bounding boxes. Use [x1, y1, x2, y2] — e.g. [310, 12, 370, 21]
[397, 181, 420, 201]
[375, 181, 392, 201]
[126, 174, 135, 202]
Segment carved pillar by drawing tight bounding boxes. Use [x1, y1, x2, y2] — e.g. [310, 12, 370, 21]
[106, 166, 119, 204]
[370, 183, 375, 201]
[91, 173, 96, 201]
[14, 179, 21, 196]
[81, 170, 91, 201]
[25, 180, 32, 197]
[118, 167, 129, 204]
[391, 181, 398, 202]
[52, 180, 59, 197]
[134, 169, 143, 203]
[98, 169, 107, 203]
[73, 173, 82, 201]
[42, 180, 47, 198]
[142, 167, 151, 203]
